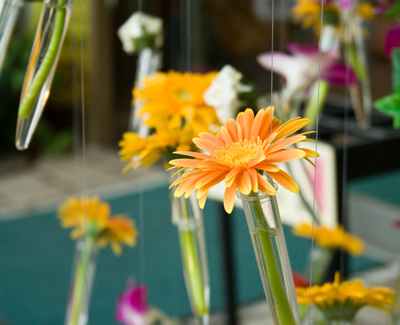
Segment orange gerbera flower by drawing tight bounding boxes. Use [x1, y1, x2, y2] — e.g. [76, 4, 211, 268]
[169, 107, 318, 213]
[58, 196, 138, 255]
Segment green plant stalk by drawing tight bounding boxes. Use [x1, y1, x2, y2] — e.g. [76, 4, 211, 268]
[253, 198, 297, 325]
[304, 80, 329, 129]
[18, 0, 67, 118]
[68, 235, 96, 325]
[178, 196, 207, 317]
[347, 45, 366, 82]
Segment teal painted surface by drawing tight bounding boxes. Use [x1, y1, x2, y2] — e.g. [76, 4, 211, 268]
[349, 169, 400, 206]
[0, 182, 378, 324]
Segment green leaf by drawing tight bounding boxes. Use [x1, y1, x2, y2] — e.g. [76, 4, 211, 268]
[374, 93, 400, 128]
[392, 49, 400, 92]
[386, 0, 400, 18]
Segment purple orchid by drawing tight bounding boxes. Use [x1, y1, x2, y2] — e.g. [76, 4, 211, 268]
[116, 281, 148, 325]
[257, 43, 356, 99]
[384, 26, 400, 58]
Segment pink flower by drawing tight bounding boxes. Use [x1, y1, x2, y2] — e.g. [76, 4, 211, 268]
[394, 219, 400, 230]
[384, 26, 400, 58]
[116, 281, 148, 325]
[257, 43, 356, 98]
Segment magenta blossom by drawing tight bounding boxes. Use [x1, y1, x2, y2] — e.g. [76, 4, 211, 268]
[394, 219, 400, 230]
[116, 281, 148, 325]
[384, 26, 400, 58]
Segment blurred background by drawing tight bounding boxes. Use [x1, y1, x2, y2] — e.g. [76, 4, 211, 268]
[0, 0, 399, 324]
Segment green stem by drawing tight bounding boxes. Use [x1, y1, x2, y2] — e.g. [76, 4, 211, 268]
[253, 198, 297, 325]
[68, 236, 96, 325]
[304, 80, 329, 130]
[178, 196, 207, 317]
[18, 0, 67, 118]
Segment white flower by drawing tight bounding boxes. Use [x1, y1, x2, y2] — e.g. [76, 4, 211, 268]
[117, 12, 163, 54]
[204, 65, 251, 124]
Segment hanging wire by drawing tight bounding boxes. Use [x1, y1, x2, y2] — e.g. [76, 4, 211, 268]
[307, 0, 324, 321]
[74, 0, 90, 312]
[270, 0, 275, 107]
[340, 13, 351, 280]
[186, 0, 191, 72]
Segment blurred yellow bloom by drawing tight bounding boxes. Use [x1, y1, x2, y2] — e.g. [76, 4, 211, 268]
[119, 70, 222, 171]
[292, 0, 374, 31]
[296, 272, 396, 321]
[119, 120, 197, 171]
[58, 196, 138, 255]
[292, 223, 364, 255]
[134, 71, 220, 133]
[358, 2, 375, 19]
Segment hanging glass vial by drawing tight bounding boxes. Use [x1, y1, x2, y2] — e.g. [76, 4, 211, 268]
[170, 183, 210, 325]
[0, 0, 23, 75]
[15, 0, 73, 150]
[237, 181, 301, 325]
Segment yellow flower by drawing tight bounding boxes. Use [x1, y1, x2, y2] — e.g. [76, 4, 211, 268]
[134, 71, 220, 133]
[119, 119, 197, 171]
[296, 272, 396, 321]
[292, 0, 373, 31]
[292, 0, 324, 29]
[58, 196, 138, 255]
[358, 2, 375, 19]
[169, 108, 318, 214]
[292, 223, 364, 255]
[119, 70, 222, 171]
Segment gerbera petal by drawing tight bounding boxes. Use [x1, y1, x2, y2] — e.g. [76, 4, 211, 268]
[268, 170, 299, 193]
[247, 153, 266, 168]
[225, 119, 239, 142]
[267, 134, 307, 154]
[196, 170, 227, 189]
[198, 191, 209, 209]
[193, 138, 220, 154]
[225, 167, 242, 187]
[199, 132, 226, 148]
[169, 158, 202, 168]
[243, 109, 255, 139]
[256, 173, 277, 195]
[273, 118, 311, 142]
[174, 151, 211, 159]
[300, 148, 319, 158]
[224, 186, 237, 214]
[254, 162, 280, 172]
[264, 149, 306, 163]
[218, 126, 234, 145]
[247, 168, 258, 192]
[237, 171, 252, 195]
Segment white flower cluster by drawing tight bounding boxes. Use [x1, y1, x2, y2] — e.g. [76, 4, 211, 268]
[117, 12, 163, 55]
[204, 65, 251, 124]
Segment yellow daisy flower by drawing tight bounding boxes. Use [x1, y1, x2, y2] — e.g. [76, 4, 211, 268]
[292, 223, 364, 255]
[296, 272, 396, 322]
[58, 196, 138, 255]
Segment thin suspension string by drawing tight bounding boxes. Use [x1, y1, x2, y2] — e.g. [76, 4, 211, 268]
[308, 0, 324, 321]
[76, 0, 89, 310]
[186, 0, 191, 72]
[340, 15, 351, 279]
[137, 0, 146, 284]
[270, 0, 274, 107]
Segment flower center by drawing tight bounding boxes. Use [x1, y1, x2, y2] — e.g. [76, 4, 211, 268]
[215, 139, 265, 168]
[174, 89, 191, 100]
